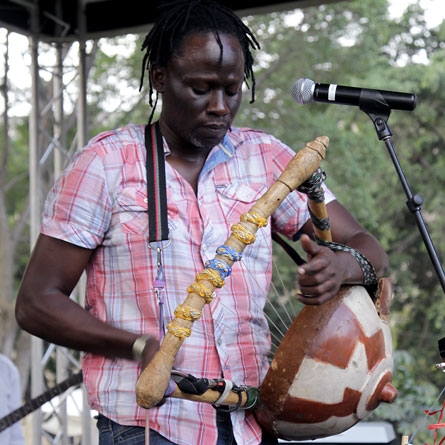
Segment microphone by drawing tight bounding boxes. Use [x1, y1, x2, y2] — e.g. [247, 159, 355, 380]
[292, 78, 417, 111]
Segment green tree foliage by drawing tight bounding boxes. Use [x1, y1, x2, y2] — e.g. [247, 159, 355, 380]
[3, 0, 445, 440]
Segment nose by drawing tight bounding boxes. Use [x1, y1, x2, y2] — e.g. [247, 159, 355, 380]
[207, 90, 229, 116]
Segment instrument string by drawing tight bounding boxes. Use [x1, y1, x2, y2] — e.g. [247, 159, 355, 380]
[261, 229, 300, 333]
[241, 260, 290, 340]
[237, 229, 302, 354]
[271, 253, 298, 323]
[219, 268, 284, 351]
[267, 281, 293, 331]
[214, 257, 287, 353]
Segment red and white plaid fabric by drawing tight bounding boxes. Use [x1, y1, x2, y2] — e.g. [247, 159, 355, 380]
[41, 123, 334, 445]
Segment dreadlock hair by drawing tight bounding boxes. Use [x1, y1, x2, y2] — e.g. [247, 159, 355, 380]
[140, 0, 260, 123]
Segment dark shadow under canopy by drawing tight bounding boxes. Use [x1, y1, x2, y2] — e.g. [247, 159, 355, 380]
[0, 0, 344, 42]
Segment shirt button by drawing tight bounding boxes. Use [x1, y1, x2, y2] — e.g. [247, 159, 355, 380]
[217, 339, 222, 346]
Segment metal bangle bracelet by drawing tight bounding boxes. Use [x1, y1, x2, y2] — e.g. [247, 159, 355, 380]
[132, 335, 150, 361]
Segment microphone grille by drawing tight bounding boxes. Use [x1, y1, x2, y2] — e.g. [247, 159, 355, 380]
[291, 78, 315, 105]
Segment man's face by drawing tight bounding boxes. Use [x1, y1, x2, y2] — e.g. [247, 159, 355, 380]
[152, 32, 245, 152]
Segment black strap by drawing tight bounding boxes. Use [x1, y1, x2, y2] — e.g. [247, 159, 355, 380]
[145, 122, 169, 242]
[272, 232, 306, 266]
[171, 372, 210, 396]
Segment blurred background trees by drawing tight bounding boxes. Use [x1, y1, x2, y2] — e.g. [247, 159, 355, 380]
[1, 0, 445, 441]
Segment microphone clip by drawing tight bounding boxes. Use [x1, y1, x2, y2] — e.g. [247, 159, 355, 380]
[359, 89, 392, 140]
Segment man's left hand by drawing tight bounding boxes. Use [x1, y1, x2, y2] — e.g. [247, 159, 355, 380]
[296, 234, 346, 305]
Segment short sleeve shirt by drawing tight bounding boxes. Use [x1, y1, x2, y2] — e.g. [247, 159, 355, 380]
[41, 123, 335, 445]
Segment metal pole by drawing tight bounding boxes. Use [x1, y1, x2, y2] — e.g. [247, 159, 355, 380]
[78, 0, 88, 151]
[78, 1, 92, 443]
[54, 39, 69, 445]
[54, 43, 64, 178]
[29, 0, 43, 443]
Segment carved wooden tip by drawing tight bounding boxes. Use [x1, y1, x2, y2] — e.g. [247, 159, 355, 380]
[315, 135, 329, 148]
[305, 136, 329, 160]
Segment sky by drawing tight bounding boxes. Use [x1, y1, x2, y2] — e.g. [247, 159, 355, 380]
[388, 0, 445, 27]
[1, 0, 445, 117]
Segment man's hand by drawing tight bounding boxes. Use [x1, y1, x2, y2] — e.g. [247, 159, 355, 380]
[296, 234, 346, 305]
[295, 200, 388, 305]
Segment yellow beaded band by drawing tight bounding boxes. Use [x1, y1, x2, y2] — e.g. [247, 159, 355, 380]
[231, 223, 256, 244]
[167, 322, 192, 339]
[196, 268, 225, 288]
[187, 282, 215, 304]
[174, 305, 202, 321]
[240, 212, 267, 227]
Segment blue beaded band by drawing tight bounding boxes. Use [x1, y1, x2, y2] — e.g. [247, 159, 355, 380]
[205, 258, 232, 279]
[216, 246, 242, 262]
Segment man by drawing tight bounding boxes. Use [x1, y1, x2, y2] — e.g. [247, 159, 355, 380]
[16, 1, 388, 444]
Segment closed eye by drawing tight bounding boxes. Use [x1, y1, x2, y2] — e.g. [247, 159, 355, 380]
[192, 88, 208, 95]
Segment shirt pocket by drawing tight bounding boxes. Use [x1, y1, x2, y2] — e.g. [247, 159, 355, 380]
[216, 182, 268, 224]
[117, 187, 178, 235]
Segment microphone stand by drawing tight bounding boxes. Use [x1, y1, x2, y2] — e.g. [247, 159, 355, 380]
[359, 89, 445, 294]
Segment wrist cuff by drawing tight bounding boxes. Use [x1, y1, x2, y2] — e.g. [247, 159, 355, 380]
[132, 335, 150, 361]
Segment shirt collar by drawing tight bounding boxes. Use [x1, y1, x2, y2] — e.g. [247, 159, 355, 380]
[161, 129, 236, 178]
[200, 132, 235, 177]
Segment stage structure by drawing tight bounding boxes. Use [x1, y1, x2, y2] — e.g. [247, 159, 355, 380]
[0, 0, 348, 443]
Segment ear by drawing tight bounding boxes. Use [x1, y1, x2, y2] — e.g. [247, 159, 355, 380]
[150, 64, 167, 93]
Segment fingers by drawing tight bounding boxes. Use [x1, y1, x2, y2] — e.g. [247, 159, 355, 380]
[296, 274, 340, 305]
[299, 233, 321, 261]
[296, 234, 341, 305]
[297, 275, 339, 305]
[297, 234, 332, 280]
[296, 290, 335, 306]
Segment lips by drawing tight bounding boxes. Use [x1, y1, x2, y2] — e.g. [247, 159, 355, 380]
[200, 123, 229, 140]
[202, 123, 229, 132]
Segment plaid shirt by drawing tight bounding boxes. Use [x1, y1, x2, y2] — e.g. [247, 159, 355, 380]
[41, 123, 334, 445]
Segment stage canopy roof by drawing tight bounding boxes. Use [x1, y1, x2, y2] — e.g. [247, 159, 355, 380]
[0, 0, 343, 42]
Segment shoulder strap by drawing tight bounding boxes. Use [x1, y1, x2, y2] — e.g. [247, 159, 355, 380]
[272, 232, 306, 266]
[145, 122, 169, 242]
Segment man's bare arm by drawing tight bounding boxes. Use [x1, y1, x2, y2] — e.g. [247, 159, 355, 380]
[16, 234, 158, 362]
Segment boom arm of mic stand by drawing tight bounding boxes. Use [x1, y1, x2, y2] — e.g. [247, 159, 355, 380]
[359, 93, 445, 294]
